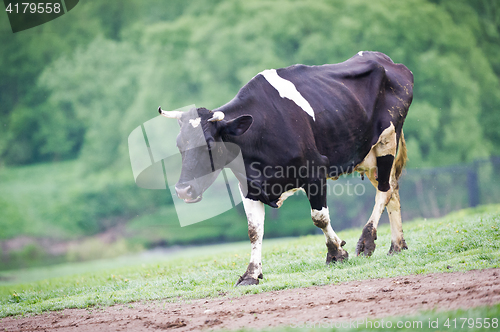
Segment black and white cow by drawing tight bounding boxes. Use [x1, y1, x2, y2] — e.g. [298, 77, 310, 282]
[160, 51, 413, 286]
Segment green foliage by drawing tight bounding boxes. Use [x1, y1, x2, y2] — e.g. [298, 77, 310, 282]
[0, 1, 102, 164]
[38, 37, 142, 170]
[1, 104, 41, 165]
[1, 0, 500, 167]
[433, 0, 500, 156]
[0, 205, 498, 317]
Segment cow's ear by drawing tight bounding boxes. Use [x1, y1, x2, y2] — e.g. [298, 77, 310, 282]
[221, 115, 253, 136]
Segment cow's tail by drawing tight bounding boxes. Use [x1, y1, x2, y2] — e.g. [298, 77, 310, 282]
[394, 131, 408, 180]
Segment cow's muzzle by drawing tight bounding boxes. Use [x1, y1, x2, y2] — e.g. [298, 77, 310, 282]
[175, 184, 202, 203]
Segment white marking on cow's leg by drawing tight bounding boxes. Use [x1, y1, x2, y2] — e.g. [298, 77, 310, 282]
[237, 186, 265, 284]
[260, 69, 315, 120]
[311, 207, 347, 263]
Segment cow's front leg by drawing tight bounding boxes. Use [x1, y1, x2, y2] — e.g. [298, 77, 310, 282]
[235, 191, 265, 286]
[307, 179, 348, 264]
[311, 207, 348, 263]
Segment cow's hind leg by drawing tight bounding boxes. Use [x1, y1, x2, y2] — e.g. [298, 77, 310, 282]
[356, 173, 393, 256]
[236, 187, 265, 286]
[386, 188, 408, 254]
[387, 133, 409, 254]
[357, 157, 408, 256]
[356, 124, 398, 256]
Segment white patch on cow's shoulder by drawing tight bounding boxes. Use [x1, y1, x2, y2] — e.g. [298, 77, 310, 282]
[358, 51, 364, 56]
[260, 69, 315, 121]
[189, 117, 201, 128]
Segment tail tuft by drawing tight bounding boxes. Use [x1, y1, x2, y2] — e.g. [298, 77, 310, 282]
[394, 131, 407, 180]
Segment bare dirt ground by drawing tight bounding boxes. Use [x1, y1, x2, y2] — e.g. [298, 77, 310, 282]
[2, 268, 499, 331]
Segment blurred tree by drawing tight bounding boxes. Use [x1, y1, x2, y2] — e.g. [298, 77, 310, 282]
[430, 0, 500, 156]
[84, 0, 139, 40]
[38, 37, 141, 170]
[0, 0, 101, 164]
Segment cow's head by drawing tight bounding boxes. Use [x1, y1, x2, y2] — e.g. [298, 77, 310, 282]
[159, 106, 252, 203]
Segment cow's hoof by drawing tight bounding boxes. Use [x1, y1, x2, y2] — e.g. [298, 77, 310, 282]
[326, 240, 348, 264]
[235, 272, 262, 286]
[356, 224, 377, 256]
[388, 239, 408, 255]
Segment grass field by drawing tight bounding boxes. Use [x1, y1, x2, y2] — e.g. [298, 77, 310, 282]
[1, 204, 499, 319]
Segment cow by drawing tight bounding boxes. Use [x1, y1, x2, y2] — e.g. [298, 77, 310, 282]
[159, 51, 413, 286]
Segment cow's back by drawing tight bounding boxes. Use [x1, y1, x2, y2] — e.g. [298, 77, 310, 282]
[218, 51, 413, 184]
[275, 52, 413, 176]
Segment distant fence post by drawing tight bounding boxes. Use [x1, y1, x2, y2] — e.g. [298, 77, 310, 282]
[492, 156, 500, 175]
[466, 166, 480, 208]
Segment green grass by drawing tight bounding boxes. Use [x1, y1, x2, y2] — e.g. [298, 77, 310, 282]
[0, 205, 499, 318]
